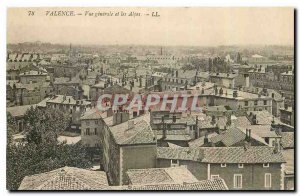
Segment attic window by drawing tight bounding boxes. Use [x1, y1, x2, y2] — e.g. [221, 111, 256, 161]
[238, 164, 244, 168]
[263, 163, 269, 168]
[171, 159, 179, 167]
[221, 163, 226, 167]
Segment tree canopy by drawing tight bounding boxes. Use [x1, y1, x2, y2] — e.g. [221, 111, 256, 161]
[7, 107, 91, 190]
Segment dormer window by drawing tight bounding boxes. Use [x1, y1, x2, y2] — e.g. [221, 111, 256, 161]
[171, 159, 179, 167]
[238, 164, 244, 168]
[221, 163, 226, 167]
[263, 163, 269, 168]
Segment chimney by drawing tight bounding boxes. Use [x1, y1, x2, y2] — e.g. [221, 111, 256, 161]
[248, 129, 251, 141]
[162, 116, 166, 139]
[284, 103, 288, 110]
[243, 140, 251, 151]
[219, 88, 223, 95]
[172, 115, 176, 123]
[233, 90, 238, 98]
[211, 115, 216, 125]
[204, 134, 209, 145]
[273, 141, 280, 154]
[252, 115, 257, 125]
[226, 114, 231, 127]
[128, 120, 134, 130]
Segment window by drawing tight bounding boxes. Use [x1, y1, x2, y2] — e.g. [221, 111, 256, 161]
[254, 100, 258, 106]
[211, 175, 219, 180]
[94, 128, 97, 135]
[263, 163, 269, 168]
[86, 121, 90, 126]
[171, 159, 179, 167]
[238, 164, 244, 168]
[234, 174, 243, 189]
[221, 163, 227, 167]
[86, 128, 90, 135]
[245, 101, 248, 106]
[264, 100, 267, 105]
[95, 120, 98, 124]
[265, 173, 272, 188]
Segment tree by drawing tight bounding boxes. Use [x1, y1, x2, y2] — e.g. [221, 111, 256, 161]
[23, 107, 70, 144]
[6, 107, 91, 190]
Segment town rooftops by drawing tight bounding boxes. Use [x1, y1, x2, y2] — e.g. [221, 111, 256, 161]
[110, 178, 228, 190]
[281, 70, 293, 76]
[103, 84, 132, 94]
[279, 106, 293, 112]
[46, 95, 91, 106]
[7, 105, 36, 117]
[54, 77, 80, 85]
[152, 72, 168, 77]
[18, 167, 109, 190]
[244, 125, 281, 138]
[247, 110, 281, 125]
[242, 86, 284, 102]
[92, 81, 106, 88]
[231, 116, 252, 127]
[37, 97, 52, 108]
[7, 62, 32, 71]
[7, 82, 42, 91]
[81, 108, 103, 120]
[282, 149, 294, 176]
[252, 54, 264, 58]
[210, 72, 237, 79]
[127, 166, 198, 185]
[152, 115, 196, 126]
[157, 146, 285, 164]
[211, 87, 271, 100]
[19, 70, 47, 76]
[209, 126, 268, 146]
[279, 132, 294, 149]
[109, 115, 156, 145]
[188, 133, 219, 148]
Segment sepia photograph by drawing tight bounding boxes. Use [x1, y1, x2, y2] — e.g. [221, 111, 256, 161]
[6, 7, 295, 191]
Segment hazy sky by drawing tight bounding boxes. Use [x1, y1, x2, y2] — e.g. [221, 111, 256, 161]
[7, 7, 294, 46]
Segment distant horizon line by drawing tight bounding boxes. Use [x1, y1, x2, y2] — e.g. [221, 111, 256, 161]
[7, 41, 294, 48]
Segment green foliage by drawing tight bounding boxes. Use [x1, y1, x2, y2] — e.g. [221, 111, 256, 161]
[23, 107, 70, 144]
[6, 107, 91, 190]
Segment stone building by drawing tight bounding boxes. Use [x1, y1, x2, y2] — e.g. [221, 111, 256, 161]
[46, 95, 92, 131]
[100, 113, 157, 185]
[157, 146, 285, 190]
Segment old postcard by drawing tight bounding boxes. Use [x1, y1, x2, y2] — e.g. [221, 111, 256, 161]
[6, 7, 294, 191]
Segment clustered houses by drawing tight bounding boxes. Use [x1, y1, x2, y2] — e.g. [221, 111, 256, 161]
[241, 86, 285, 117]
[8, 44, 294, 190]
[209, 72, 237, 89]
[53, 77, 83, 100]
[19, 70, 48, 84]
[150, 111, 197, 147]
[156, 146, 285, 190]
[100, 113, 157, 185]
[7, 70, 52, 106]
[161, 70, 197, 91]
[279, 104, 294, 126]
[248, 65, 294, 107]
[46, 95, 91, 131]
[80, 108, 103, 162]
